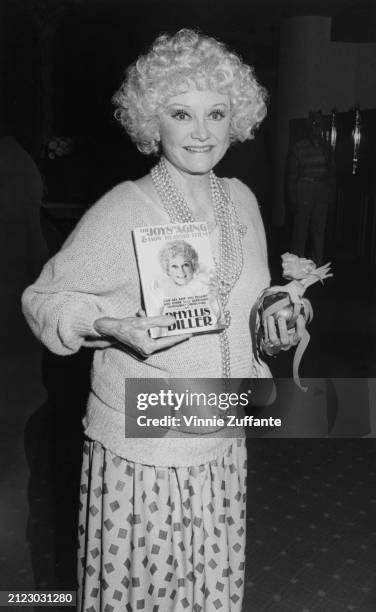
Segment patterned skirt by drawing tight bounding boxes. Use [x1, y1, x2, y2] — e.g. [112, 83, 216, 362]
[77, 438, 247, 612]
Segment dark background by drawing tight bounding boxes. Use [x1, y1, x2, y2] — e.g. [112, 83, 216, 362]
[0, 0, 375, 606]
[2, 0, 375, 205]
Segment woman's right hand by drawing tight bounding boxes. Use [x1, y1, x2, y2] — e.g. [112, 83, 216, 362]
[93, 311, 190, 357]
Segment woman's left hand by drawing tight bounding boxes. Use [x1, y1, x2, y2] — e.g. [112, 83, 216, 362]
[261, 313, 306, 356]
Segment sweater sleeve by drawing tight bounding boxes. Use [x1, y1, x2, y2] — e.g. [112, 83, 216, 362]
[22, 184, 139, 355]
[229, 178, 269, 265]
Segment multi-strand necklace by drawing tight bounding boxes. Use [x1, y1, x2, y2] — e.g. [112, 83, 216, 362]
[151, 157, 245, 378]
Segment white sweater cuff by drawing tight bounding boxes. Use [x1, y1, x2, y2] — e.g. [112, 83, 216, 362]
[58, 302, 102, 352]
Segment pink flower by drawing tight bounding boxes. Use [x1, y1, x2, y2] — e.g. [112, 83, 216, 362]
[281, 253, 316, 280]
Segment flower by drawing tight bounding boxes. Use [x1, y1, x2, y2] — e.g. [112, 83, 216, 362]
[281, 253, 316, 280]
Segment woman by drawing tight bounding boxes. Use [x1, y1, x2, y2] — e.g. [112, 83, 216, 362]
[158, 240, 200, 290]
[151, 238, 225, 338]
[22, 30, 303, 611]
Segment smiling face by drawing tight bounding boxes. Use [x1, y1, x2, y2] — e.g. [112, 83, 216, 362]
[167, 255, 195, 286]
[157, 86, 231, 175]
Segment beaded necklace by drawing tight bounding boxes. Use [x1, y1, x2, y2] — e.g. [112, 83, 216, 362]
[151, 157, 245, 378]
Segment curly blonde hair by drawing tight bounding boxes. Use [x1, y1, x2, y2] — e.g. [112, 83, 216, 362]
[113, 29, 267, 154]
[159, 240, 199, 275]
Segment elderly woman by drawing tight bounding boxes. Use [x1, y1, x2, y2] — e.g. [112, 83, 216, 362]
[151, 239, 224, 335]
[159, 240, 199, 289]
[22, 29, 303, 611]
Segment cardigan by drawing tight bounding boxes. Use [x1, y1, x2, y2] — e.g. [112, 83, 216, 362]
[22, 178, 271, 466]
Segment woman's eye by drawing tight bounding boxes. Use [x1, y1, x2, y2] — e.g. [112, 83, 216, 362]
[210, 110, 226, 120]
[171, 110, 190, 120]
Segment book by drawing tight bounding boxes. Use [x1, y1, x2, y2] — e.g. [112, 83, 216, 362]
[132, 221, 226, 338]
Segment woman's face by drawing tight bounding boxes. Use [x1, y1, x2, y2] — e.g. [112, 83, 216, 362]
[158, 86, 231, 175]
[167, 255, 194, 286]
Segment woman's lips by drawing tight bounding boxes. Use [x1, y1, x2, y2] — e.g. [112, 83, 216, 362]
[183, 146, 214, 153]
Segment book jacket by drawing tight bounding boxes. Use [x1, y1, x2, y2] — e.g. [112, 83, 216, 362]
[133, 221, 226, 338]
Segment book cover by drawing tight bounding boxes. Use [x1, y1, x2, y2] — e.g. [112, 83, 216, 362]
[132, 221, 226, 338]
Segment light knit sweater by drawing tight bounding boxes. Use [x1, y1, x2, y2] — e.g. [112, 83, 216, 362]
[22, 178, 271, 466]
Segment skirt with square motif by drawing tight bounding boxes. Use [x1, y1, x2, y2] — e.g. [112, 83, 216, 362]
[77, 438, 247, 611]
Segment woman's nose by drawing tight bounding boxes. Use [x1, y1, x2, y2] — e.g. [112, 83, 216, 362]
[191, 118, 210, 140]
